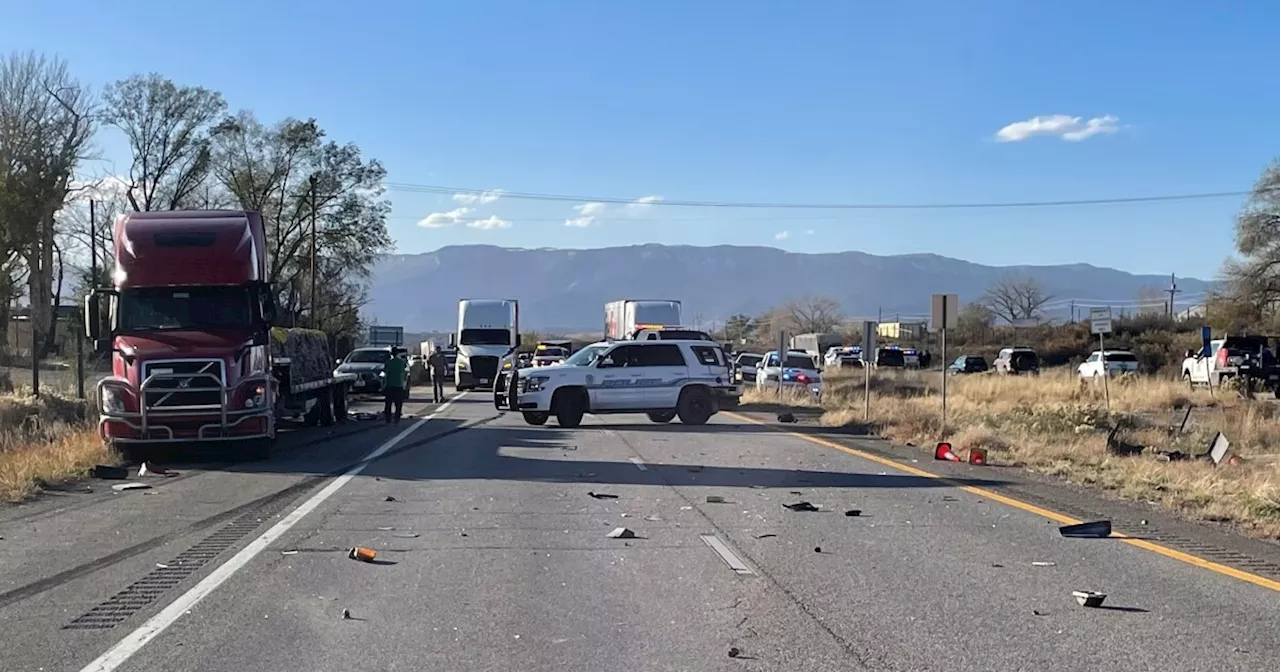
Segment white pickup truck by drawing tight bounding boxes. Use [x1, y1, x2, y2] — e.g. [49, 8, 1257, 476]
[1182, 336, 1276, 388]
[493, 339, 737, 427]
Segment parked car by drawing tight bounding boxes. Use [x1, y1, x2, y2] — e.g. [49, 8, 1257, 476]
[994, 347, 1040, 375]
[734, 352, 764, 384]
[875, 347, 906, 368]
[948, 355, 989, 375]
[755, 349, 823, 398]
[1078, 350, 1140, 379]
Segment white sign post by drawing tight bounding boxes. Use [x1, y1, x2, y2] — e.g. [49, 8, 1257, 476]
[862, 321, 878, 422]
[932, 294, 959, 431]
[776, 330, 788, 399]
[1089, 307, 1113, 411]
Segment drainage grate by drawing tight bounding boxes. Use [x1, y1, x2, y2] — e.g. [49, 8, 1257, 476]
[63, 493, 300, 630]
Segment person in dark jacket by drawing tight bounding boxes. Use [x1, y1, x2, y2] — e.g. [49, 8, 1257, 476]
[427, 350, 448, 403]
[382, 348, 409, 423]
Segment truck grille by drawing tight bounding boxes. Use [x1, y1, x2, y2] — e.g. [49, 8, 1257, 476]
[470, 356, 499, 383]
[142, 359, 225, 408]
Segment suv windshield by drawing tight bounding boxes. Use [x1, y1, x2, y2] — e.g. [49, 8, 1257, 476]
[117, 286, 253, 331]
[563, 345, 608, 367]
[537, 347, 568, 358]
[346, 349, 391, 364]
[460, 328, 511, 346]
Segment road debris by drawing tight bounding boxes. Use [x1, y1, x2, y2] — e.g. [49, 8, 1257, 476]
[348, 547, 377, 562]
[342, 608, 353, 620]
[156, 563, 169, 569]
[588, 491, 619, 499]
[392, 533, 420, 538]
[384, 496, 397, 502]
[706, 495, 726, 503]
[606, 527, 637, 539]
[1207, 432, 1231, 466]
[377, 526, 395, 531]
[728, 647, 741, 658]
[1032, 561, 1056, 567]
[783, 501, 820, 512]
[111, 482, 152, 492]
[844, 509, 862, 517]
[1059, 520, 1111, 538]
[813, 546, 823, 553]
[755, 533, 777, 539]
[1073, 590, 1107, 608]
[138, 462, 178, 477]
[282, 550, 299, 556]
[92, 465, 128, 480]
[777, 413, 796, 423]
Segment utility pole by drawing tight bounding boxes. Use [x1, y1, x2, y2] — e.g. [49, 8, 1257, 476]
[1070, 300, 1075, 323]
[308, 175, 318, 329]
[1166, 273, 1180, 319]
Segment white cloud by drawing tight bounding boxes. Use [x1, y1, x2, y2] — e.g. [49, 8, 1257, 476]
[452, 189, 505, 205]
[994, 114, 1120, 143]
[805, 229, 815, 235]
[467, 215, 511, 230]
[774, 231, 789, 240]
[627, 195, 663, 213]
[418, 207, 471, 228]
[565, 202, 606, 227]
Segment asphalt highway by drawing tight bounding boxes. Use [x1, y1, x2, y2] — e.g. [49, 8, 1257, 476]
[1, 389, 1277, 671]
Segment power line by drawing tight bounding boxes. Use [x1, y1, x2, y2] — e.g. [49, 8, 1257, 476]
[384, 181, 1272, 211]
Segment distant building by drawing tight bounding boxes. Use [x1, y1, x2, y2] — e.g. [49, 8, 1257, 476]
[877, 321, 929, 341]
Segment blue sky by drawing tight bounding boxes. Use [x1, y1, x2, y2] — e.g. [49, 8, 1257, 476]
[5, 0, 1279, 280]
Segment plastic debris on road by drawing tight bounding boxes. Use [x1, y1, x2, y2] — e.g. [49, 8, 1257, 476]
[348, 547, 377, 562]
[606, 527, 637, 539]
[138, 462, 178, 477]
[1073, 590, 1107, 608]
[783, 501, 820, 512]
[588, 491, 619, 499]
[111, 482, 152, 492]
[1059, 520, 1112, 538]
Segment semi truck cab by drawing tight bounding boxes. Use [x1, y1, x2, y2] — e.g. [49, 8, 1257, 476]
[454, 299, 519, 391]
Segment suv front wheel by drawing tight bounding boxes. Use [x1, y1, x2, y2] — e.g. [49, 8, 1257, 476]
[647, 410, 676, 423]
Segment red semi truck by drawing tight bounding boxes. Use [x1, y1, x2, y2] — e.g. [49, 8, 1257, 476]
[84, 210, 356, 461]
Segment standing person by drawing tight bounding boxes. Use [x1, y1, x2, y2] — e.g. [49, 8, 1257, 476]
[383, 348, 408, 423]
[427, 349, 447, 403]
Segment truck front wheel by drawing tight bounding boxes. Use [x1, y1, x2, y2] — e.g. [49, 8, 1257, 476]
[523, 411, 550, 426]
[333, 385, 349, 422]
[647, 411, 676, 423]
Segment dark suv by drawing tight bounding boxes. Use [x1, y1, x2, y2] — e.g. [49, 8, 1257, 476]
[995, 347, 1040, 375]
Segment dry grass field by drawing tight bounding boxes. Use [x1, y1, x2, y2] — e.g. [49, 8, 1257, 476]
[0, 385, 109, 502]
[742, 367, 1280, 539]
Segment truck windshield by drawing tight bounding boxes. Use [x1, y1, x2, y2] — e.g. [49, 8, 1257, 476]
[460, 328, 511, 346]
[117, 286, 253, 331]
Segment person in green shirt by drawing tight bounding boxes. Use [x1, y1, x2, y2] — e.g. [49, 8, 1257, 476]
[382, 348, 409, 423]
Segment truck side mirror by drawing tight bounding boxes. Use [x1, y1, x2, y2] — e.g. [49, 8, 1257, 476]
[448, 334, 456, 348]
[258, 285, 278, 325]
[1184, 350, 1195, 359]
[84, 291, 100, 342]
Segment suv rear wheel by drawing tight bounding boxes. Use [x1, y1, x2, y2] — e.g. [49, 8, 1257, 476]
[522, 411, 549, 426]
[676, 387, 713, 425]
[647, 410, 676, 423]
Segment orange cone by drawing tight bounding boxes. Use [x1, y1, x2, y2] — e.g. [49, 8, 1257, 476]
[968, 448, 988, 465]
[934, 442, 960, 461]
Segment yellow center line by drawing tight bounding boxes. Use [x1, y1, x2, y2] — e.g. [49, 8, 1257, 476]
[723, 410, 1280, 592]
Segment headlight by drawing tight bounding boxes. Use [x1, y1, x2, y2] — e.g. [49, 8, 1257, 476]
[101, 387, 126, 414]
[458, 360, 470, 371]
[524, 375, 550, 392]
[244, 384, 266, 409]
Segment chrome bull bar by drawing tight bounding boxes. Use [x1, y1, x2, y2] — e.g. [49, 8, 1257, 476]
[97, 372, 272, 443]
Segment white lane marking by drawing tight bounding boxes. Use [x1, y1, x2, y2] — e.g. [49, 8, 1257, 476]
[628, 457, 648, 471]
[700, 534, 755, 576]
[79, 393, 470, 672]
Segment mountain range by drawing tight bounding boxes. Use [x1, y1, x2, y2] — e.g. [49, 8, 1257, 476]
[367, 244, 1214, 332]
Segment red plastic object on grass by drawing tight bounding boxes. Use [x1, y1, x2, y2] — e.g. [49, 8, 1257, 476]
[934, 442, 960, 461]
[968, 447, 987, 465]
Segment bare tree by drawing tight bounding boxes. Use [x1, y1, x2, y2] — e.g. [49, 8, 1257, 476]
[783, 295, 843, 333]
[1134, 285, 1166, 315]
[0, 52, 96, 376]
[1224, 159, 1280, 317]
[981, 275, 1053, 325]
[102, 73, 227, 211]
[208, 111, 391, 337]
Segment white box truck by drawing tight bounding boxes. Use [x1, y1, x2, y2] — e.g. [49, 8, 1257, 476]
[604, 299, 683, 340]
[453, 299, 519, 391]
